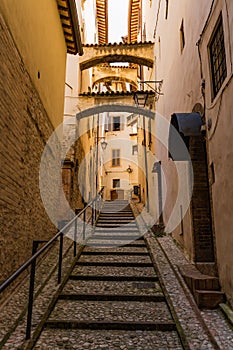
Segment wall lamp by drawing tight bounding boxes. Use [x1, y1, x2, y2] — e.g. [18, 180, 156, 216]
[96, 136, 108, 150]
[126, 165, 133, 173]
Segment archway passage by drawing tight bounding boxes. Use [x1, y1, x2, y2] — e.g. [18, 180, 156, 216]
[80, 54, 153, 71]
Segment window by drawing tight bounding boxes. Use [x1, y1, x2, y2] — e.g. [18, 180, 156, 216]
[113, 179, 120, 188]
[130, 123, 137, 135]
[112, 149, 120, 166]
[209, 14, 227, 98]
[165, 0, 169, 20]
[180, 19, 185, 52]
[132, 145, 138, 155]
[113, 116, 121, 131]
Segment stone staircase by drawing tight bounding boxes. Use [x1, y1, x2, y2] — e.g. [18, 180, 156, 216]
[88, 200, 141, 247]
[32, 200, 183, 349]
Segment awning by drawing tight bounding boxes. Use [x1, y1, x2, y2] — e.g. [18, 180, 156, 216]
[168, 112, 203, 161]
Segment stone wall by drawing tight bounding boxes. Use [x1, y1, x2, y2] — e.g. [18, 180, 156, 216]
[0, 16, 60, 284]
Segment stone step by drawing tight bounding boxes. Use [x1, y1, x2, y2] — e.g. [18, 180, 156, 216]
[94, 228, 138, 232]
[47, 299, 173, 324]
[179, 264, 220, 292]
[45, 320, 176, 331]
[72, 265, 156, 277]
[99, 213, 134, 216]
[83, 244, 147, 252]
[99, 210, 133, 213]
[36, 328, 183, 349]
[95, 224, 137, 228]
[62, 280, 162, 298]
[69, 275, 158, 282]
[89, 235, 141, 240]
[81, 251, 149, 256]
[58, 293, 165, 302]
[194, 290, 226, 309]
[78, 254, 151, 264]
[86, 241, 143, 248]
[98, 217, 135, 221]
[76, 262, 154, 267]
[87, 242, 146, 249]
[97, 221, 135, 225]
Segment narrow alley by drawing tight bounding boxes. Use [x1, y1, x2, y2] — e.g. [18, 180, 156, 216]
[1, 0, 233, 349]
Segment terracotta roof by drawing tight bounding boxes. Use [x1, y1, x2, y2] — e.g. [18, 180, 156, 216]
[96, 0, 108, 44]
[56, 0, 83, 55]
[98, 64, 137, 69]
[79, 90, 155, 97]
[128, 0, 141, 43]
[83, 41, 154, 47]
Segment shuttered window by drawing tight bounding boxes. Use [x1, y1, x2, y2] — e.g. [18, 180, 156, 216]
[112, 149, 120, 166]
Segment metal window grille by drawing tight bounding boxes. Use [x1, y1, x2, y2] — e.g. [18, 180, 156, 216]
[209, 14, 227, 97]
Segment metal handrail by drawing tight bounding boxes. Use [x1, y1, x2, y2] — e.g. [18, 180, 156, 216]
[0, 187, 104, 294]
[0, 186, 104, 340]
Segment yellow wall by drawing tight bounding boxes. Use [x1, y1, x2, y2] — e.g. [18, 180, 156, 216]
[0, 0, 67, 128]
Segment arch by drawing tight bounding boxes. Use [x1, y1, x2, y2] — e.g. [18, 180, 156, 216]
[76, 104, 155, 121]
[92, 76, 138, 89]
[80, 54, 153, 71]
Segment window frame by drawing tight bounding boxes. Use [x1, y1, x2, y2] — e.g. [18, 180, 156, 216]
[112, 149, 121, 167]
[132, 145, 138, 155]
[112, 116, 121, 131]
[208, 13, 227, 99]
[113, 179, 120, 188]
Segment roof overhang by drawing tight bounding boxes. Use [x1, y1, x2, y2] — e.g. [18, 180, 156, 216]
[56, 0, 83, 55]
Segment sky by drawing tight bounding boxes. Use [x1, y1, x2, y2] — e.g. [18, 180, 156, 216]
[108, 0, 129, 42]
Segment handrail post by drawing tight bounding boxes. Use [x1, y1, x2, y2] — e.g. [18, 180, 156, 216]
[57, 228, 63, 284]
[74, 209, 80, 257]
[93, 201, 96, 222]
[91, 205, 94, 226]
[74, 217, 77, 257]
[83, 209, 86, 240]
[26, 241, 39, 340]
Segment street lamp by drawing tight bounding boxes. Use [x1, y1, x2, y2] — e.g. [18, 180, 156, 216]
[133, 91, 150, 107]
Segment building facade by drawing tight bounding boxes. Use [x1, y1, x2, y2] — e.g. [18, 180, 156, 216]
[0, 0, 82, 284]
[141, 0, 233, 307]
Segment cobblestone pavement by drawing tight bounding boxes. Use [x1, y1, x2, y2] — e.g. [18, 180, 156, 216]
[36, 329, 182, 349]
[131, 201, 233, 350]
[0, 201, 233, 349]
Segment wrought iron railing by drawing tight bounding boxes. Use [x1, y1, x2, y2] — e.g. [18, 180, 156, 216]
[0, 187, 104, 339]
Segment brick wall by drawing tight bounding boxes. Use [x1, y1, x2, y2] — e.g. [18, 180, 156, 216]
[0, 16, 60, 284]
[189, 136, 215, 262]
